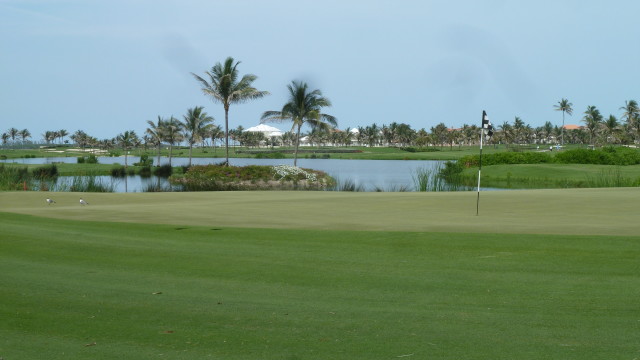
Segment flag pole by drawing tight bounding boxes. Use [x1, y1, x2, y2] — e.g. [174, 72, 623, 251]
[476, 115, 484, 216]
[477, 110, 492, 216]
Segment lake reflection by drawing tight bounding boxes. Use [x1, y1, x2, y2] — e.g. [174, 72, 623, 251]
[3, 156, 449, 192]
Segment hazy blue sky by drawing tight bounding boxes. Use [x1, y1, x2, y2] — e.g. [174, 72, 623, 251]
[2, 0, 639, 141]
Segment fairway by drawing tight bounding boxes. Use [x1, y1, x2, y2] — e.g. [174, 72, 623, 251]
[1, 189, 639, 359]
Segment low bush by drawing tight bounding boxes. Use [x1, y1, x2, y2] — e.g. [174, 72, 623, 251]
[110, 165, 126, 177]
[401, 147, 441, 153]
[133, 154, 153, 167]
[154, 164, 173, 177]
[554, 147, 640, 165]
[138, 166, 152, 177]
[32, 164, 58, 178]
[460, 151, 552, 167]
[174, 164, 333, 191]
[255, 152, 286, 159]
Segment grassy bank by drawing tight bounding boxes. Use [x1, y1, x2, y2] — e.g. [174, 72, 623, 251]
[1, 207, 639, 359]
[463, 163, 640, 188]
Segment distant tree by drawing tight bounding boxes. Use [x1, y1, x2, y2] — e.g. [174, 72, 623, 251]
[116, 130, 139, 167]
[261, 80, 336, 166]
[582, 105, 603, 145]
[430, 123, 448, 148]
[192, 56, 269, 166]
[71, 130, 91, 148]
[1, 133, 9, 146]
[19, 129, 31, 147]
[603, 115, 620, 144]
[162, 116, 182, 167]
[146, 116, 165, 166]
[554, 98, 573, 146]
[620, 100, 640, 141]
[181, 106, 214, 166]
[7, 127, 19, 147]
[363, 123, 380, 147]
[57, 129, 69, 144]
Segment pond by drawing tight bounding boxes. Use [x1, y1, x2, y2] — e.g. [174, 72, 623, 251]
[3, 156, 467, 192]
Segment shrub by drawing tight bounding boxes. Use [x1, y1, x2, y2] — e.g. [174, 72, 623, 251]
[554, 147, 640, 165]
[460, 152, 552, 167]
[255, 152, 286, 159]
[138, 166, 152, 177]
[133, 154, 153, 166]
[154, 164, 173, 177]
[32, 164, 58, 178]
[86, 154, 99, 164]
[110, 165, 126, 177]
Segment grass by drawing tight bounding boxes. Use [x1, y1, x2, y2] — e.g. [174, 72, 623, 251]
[1, 208, 639, 359]
[1, 189, 639, 359]
[463, 163, 640, 188]
[2, 189, 637, 235]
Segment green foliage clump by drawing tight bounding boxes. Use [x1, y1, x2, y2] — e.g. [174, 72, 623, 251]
[154, 165, 173, 177]
[401, 147, 441, 153]
[255, 152, 286, 159]
[0, 165, 30, 190]
[138, 166, 152, 177]
[175, 164, 332, 191]
[133, 154, 153, 166]
[554, 147, 640, 165]
[32, 164, 58, 178]
[77, 155, 99, 164]
[460, 151, 552, 167]
[439, 160, 464, 183]
[110, 165, 126, 177]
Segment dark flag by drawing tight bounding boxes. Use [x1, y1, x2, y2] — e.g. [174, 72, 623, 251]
[477, 110, 492, 215]
[481, 111, 494, 140]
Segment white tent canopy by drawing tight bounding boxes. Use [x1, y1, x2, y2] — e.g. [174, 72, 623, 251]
[244, 124, 284, 137]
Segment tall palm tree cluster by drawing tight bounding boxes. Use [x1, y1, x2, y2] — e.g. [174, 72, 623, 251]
[1, 128, 31, 148]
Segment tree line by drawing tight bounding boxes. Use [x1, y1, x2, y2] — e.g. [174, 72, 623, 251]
[4, 57, 640, 165]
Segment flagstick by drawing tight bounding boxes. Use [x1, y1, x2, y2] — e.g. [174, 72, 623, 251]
[476, 121, 484, 216]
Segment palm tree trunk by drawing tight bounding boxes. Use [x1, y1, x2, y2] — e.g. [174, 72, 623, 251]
[169, 144, 173, 167]
[156, 145, 161, 167]
[294, 124, 302, 167]
[561, 111, 565, 146]
[224, 105, 230, 166]
[188, 143, 193, 167]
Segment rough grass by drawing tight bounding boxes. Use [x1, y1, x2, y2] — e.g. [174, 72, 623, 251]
[463, 163, 640, 189]
[1, 211, 639, 359]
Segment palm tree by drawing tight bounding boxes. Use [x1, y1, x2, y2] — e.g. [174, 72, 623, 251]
[582, 105, 603, 146]
[116, 130, 139, 168]
[162, 116, 182, 167]
[181, 106, 214, 166]
[7, 127, 19, 147]
[261, 80, 337, 166]
[19, 129, 31, 147]
[146, 116, 165, 166]
[603, 115, 620, 144]
[513, 117, 525, 145]
[207, 125, 224, 154]
[1, 133, 9, 147]
[57, 129, 68, 145]
[192, 57, 269, 166]
[620, 100, 639, 141]
[554, 98, 573, 147]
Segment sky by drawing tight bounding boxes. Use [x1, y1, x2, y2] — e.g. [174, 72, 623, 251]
[2, 0, 640, 141]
